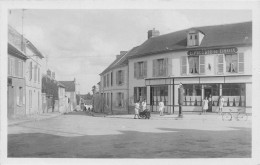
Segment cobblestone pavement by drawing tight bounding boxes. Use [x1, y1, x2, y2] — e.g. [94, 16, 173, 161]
[8, 111, 251, 158]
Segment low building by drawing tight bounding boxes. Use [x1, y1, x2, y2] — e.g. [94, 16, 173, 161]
[59, 79, 77, 111]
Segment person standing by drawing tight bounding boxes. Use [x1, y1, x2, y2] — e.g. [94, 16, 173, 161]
[159, 100, 164, 116]
[134, 100, 140, 119]
[208, 94, 212, 112]
[219, 96, 225, 115]
[202, 97, 208, 115]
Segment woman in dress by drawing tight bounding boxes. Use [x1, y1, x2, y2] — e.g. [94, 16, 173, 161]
[202, 97, 208, 115]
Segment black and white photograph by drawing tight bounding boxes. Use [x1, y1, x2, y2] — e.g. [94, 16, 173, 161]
[1, 0, 260, 165]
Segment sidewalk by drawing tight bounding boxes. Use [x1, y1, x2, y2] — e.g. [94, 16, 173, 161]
[105, 112, 252, 121]
[8, 112, 63, 126]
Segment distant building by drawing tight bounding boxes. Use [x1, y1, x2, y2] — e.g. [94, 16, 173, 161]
[59, 79, 77, 111]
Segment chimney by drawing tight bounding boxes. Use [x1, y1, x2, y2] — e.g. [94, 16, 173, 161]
[148, 28, 160, 39]
[47, 69, 51, 77]
[52, 72, 55, 79]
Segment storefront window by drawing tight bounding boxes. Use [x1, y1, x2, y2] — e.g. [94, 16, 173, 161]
[183, 84, 201, 96]
[151, 86, 168, 106]
[222, 83, 245, 107]
[134, 87, 146, 102]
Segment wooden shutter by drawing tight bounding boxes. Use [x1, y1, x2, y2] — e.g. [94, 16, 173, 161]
[153, 59, 157, 77]
[181, 56, 187, 75]
[238, 53, 244, 73]
[116, 71, 119, 85]
[164, 58, 168, 76]
[121, 70, 124, 84]
[217, 54, 224, 74]
[134, 87, 137, 103]
[143, 61, 147, 78]
[199, 55, 205, 74]
[134, 62, 138, 78]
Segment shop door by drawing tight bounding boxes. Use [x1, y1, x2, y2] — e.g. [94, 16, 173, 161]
[8, 86, 15, 119]
[204, 88, 212, 112]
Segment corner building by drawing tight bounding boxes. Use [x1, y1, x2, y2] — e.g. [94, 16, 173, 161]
[128, 22, 252, 114]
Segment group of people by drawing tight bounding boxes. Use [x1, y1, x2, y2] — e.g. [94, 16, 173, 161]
[134, 99, 165, 119]
[202, 95, 225, 115]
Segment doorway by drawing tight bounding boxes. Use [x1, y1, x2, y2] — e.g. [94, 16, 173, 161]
[204, 87, 212, 112]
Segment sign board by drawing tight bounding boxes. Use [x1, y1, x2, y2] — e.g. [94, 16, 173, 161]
[187, 47, 238, 56]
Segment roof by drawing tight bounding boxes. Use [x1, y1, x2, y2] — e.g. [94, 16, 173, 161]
[129, 21, 252, 59]
[8, 25, 44, 59]
[100, 46, 140, 75]
[57, 81, 65, 88]
[8, 43, 28, 60]
[58, 81, 76, 92]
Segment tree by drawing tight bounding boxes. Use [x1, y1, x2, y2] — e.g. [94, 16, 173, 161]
[92, 85, 96, 95]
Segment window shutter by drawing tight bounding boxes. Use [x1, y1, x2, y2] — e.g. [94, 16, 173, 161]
[144, 61, 147, 78]
[134, 87, 137, 103]
[217, 54, 224, 74]
[134, 62, 138, 78]
[199, 55, 205, 74]
[238, 53, 244, 73]
[122, 93, 124, 107]
[164, 58, 168, 76]
[153, 59, 157, 77]
[181, 56, 187, 75]
[116, 71, 118, 85]
[121, 70, 124, 84]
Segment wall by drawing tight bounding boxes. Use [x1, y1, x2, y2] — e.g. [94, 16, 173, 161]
[100, 65, 129, 113]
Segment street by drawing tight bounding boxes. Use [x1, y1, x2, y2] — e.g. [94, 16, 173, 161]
[8, 112, 251, 158]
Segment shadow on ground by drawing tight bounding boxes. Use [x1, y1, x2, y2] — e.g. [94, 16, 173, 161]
[8, 127, 251, 158]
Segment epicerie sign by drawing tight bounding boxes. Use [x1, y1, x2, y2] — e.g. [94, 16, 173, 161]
[187, 47, 238, 56]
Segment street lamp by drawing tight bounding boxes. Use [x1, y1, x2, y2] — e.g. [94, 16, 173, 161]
[178, 82, 184, 118]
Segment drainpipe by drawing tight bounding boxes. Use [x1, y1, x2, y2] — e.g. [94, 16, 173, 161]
[127, 64, 130, 114]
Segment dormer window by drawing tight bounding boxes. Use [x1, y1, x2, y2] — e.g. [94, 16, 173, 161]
[187, 30, 204, 47]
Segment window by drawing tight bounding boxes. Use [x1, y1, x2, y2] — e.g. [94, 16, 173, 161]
[188, 33, 199, 46]
[183, 84, 202, 96]
[17, 87, 23, 106]
[222, 83, 246, 107]
[116, 70, 124, 85]
[151, 86, 168, 106]
[134, 87, 146, 103]
[181, 56, 187, 75]
[14, 59, 19, 77]
[107, 73, 110, 87]
[111, 72, 113, 86]
[222, 84, 245, 96]
[134, 61, 147, 79]
[34, 65, 37, 82]
[8, 57, 14, 76]
[29, 90, 32, 108]
[38, 68, 40, 83]
[29, 62, 32, 80]
[226, 54, 238, 73]
[19, 61, 23, 78]
[103, 75, 106, 88]
[117, 92, 124, 107]
[188, 56, 199, 74]
[153, 58, 168, 77]
[107, 93, 109, 106]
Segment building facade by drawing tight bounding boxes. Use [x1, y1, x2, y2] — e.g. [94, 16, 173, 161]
[7, 43, 27, 119]
[128, 22, 252, 114]
[100, 21, 252, 114]
[100, 51, 129, 114]
[24, 39, 44, 115]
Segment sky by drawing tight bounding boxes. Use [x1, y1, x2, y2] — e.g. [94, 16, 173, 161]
[8, 9, 252, 94]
